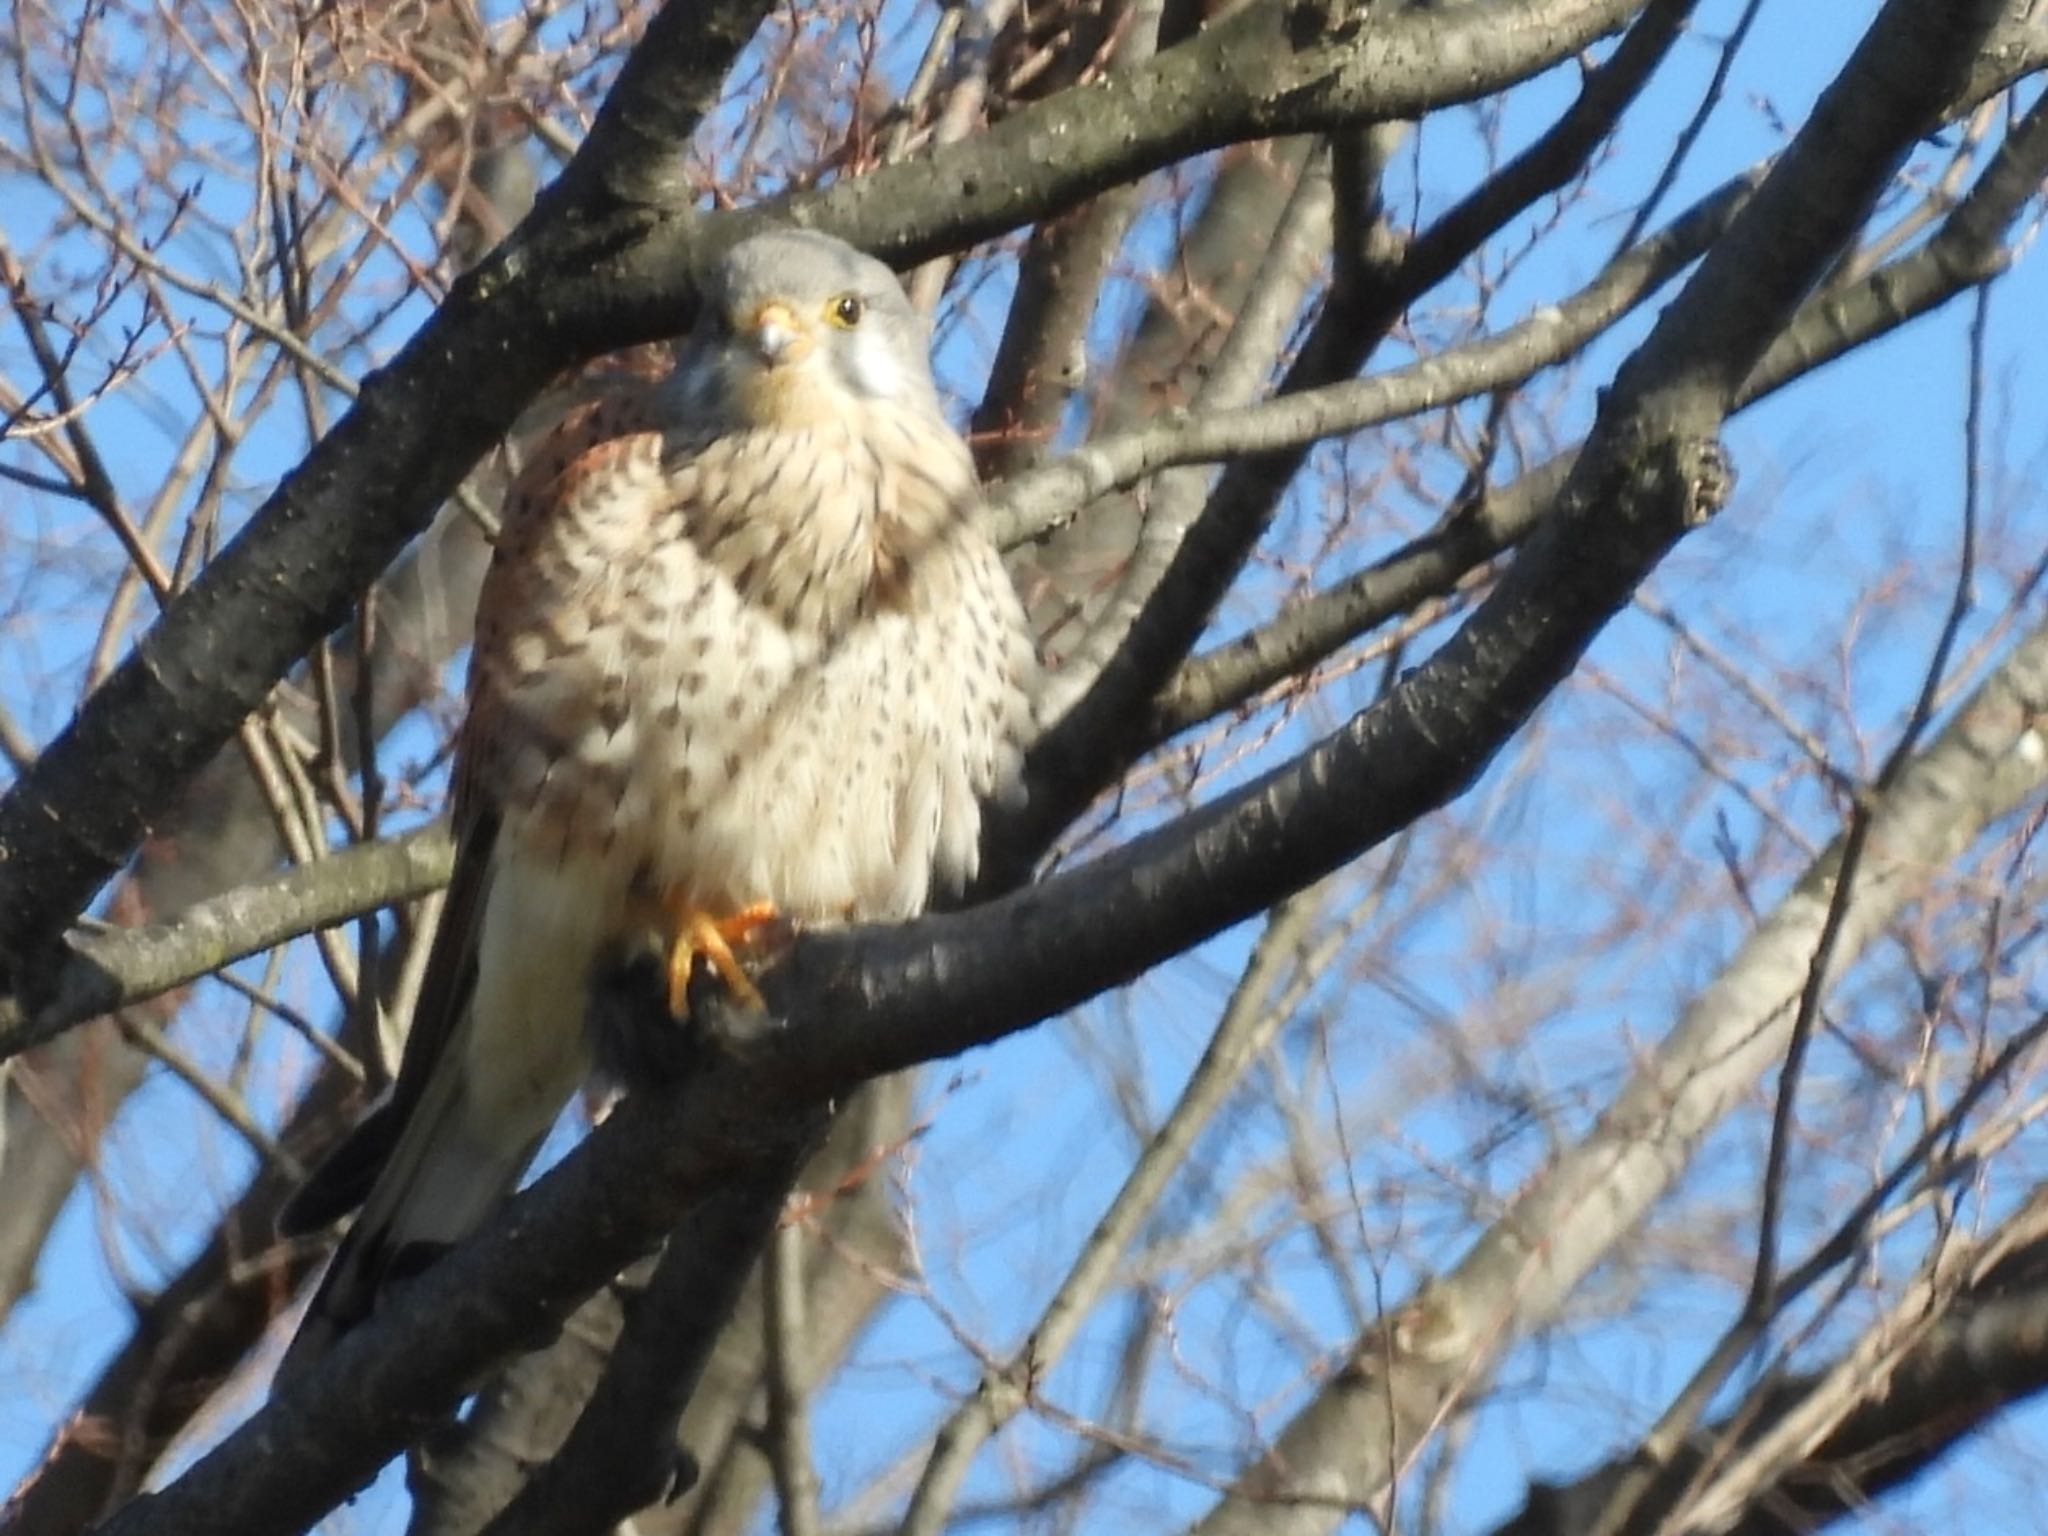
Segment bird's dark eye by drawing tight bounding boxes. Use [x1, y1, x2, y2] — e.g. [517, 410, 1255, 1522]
[827, 293, 864, 329]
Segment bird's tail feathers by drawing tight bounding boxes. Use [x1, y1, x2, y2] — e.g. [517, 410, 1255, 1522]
[276, 1056, 539, 1385]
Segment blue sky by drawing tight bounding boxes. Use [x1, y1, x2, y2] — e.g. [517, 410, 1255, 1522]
[5, 1, 2048, 1532]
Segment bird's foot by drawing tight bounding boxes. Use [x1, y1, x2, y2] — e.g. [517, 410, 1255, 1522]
[591, 919, 788, 1092]
[661, 899, 782, 1018]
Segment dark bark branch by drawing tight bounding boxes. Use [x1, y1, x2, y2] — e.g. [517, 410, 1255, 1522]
[562, 0, 775, 211]
[1148, 81, 2048, 739]
[1746, 88, 2048, 399]
[406, 1270, 635, 1536]
[404, 1078, 913, 1536]
[793, 0, 1647, 263]
[1147, 462, 1561, 738]
[57, 17, 2032, 1526]
[0, 0, 1641, 998]
[1491, 1228, 2048, 1536]
[988, 0, 1688, 876]
[1184, 6, 2021, 1528]
[1590, 0, 2012, 440]
[0, 1065, 363, 1534]
[87, 126, 1755, 1536]
[477, 1133, 817, 1536]
[0, 0, 782, 996]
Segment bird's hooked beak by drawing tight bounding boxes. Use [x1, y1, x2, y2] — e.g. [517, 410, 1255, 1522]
[739, 299, 813, 368]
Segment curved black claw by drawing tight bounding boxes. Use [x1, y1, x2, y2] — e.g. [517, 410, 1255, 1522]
[590, 951, 783, 1093]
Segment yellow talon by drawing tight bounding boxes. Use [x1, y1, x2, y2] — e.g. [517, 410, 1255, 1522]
[664, 899, 779, 1017]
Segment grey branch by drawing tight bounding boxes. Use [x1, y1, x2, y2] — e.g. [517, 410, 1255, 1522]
[1488, 1211, 2048, 1536]
[898, 891, 1327, 1536]
[0, 828, 454, 1059]
[0, 0, 1640, 991]
[990, 163, 1752, 551]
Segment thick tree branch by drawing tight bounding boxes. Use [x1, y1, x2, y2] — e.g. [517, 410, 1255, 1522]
[1149, 81, 2048, 739]
[989, 0, 1689, 871]
[794, 0, 1648, 263]
[478, 1134, 816, 1536]
[0, 0, 1644, 998]
[0, 0, 769, 998]
[1491, 1217, 2048, 1536]
[403, 1077, 913, 1536]
[82, 100, 1769, 1536]
[1173, 0, 2019, 1527]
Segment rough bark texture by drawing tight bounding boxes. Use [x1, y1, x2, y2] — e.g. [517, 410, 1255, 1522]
[7, 1, 2048, 1534]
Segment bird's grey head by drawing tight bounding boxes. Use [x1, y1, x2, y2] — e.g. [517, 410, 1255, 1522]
[673, 228, 940, 428]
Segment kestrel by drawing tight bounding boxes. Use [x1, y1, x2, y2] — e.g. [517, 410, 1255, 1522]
[278, 228, 1037, 1374]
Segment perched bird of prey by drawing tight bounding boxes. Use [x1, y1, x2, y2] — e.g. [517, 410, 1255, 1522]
[277, 227, 1037, 1376]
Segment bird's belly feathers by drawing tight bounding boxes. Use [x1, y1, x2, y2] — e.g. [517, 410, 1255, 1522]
[487, 530, 1024, 926]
